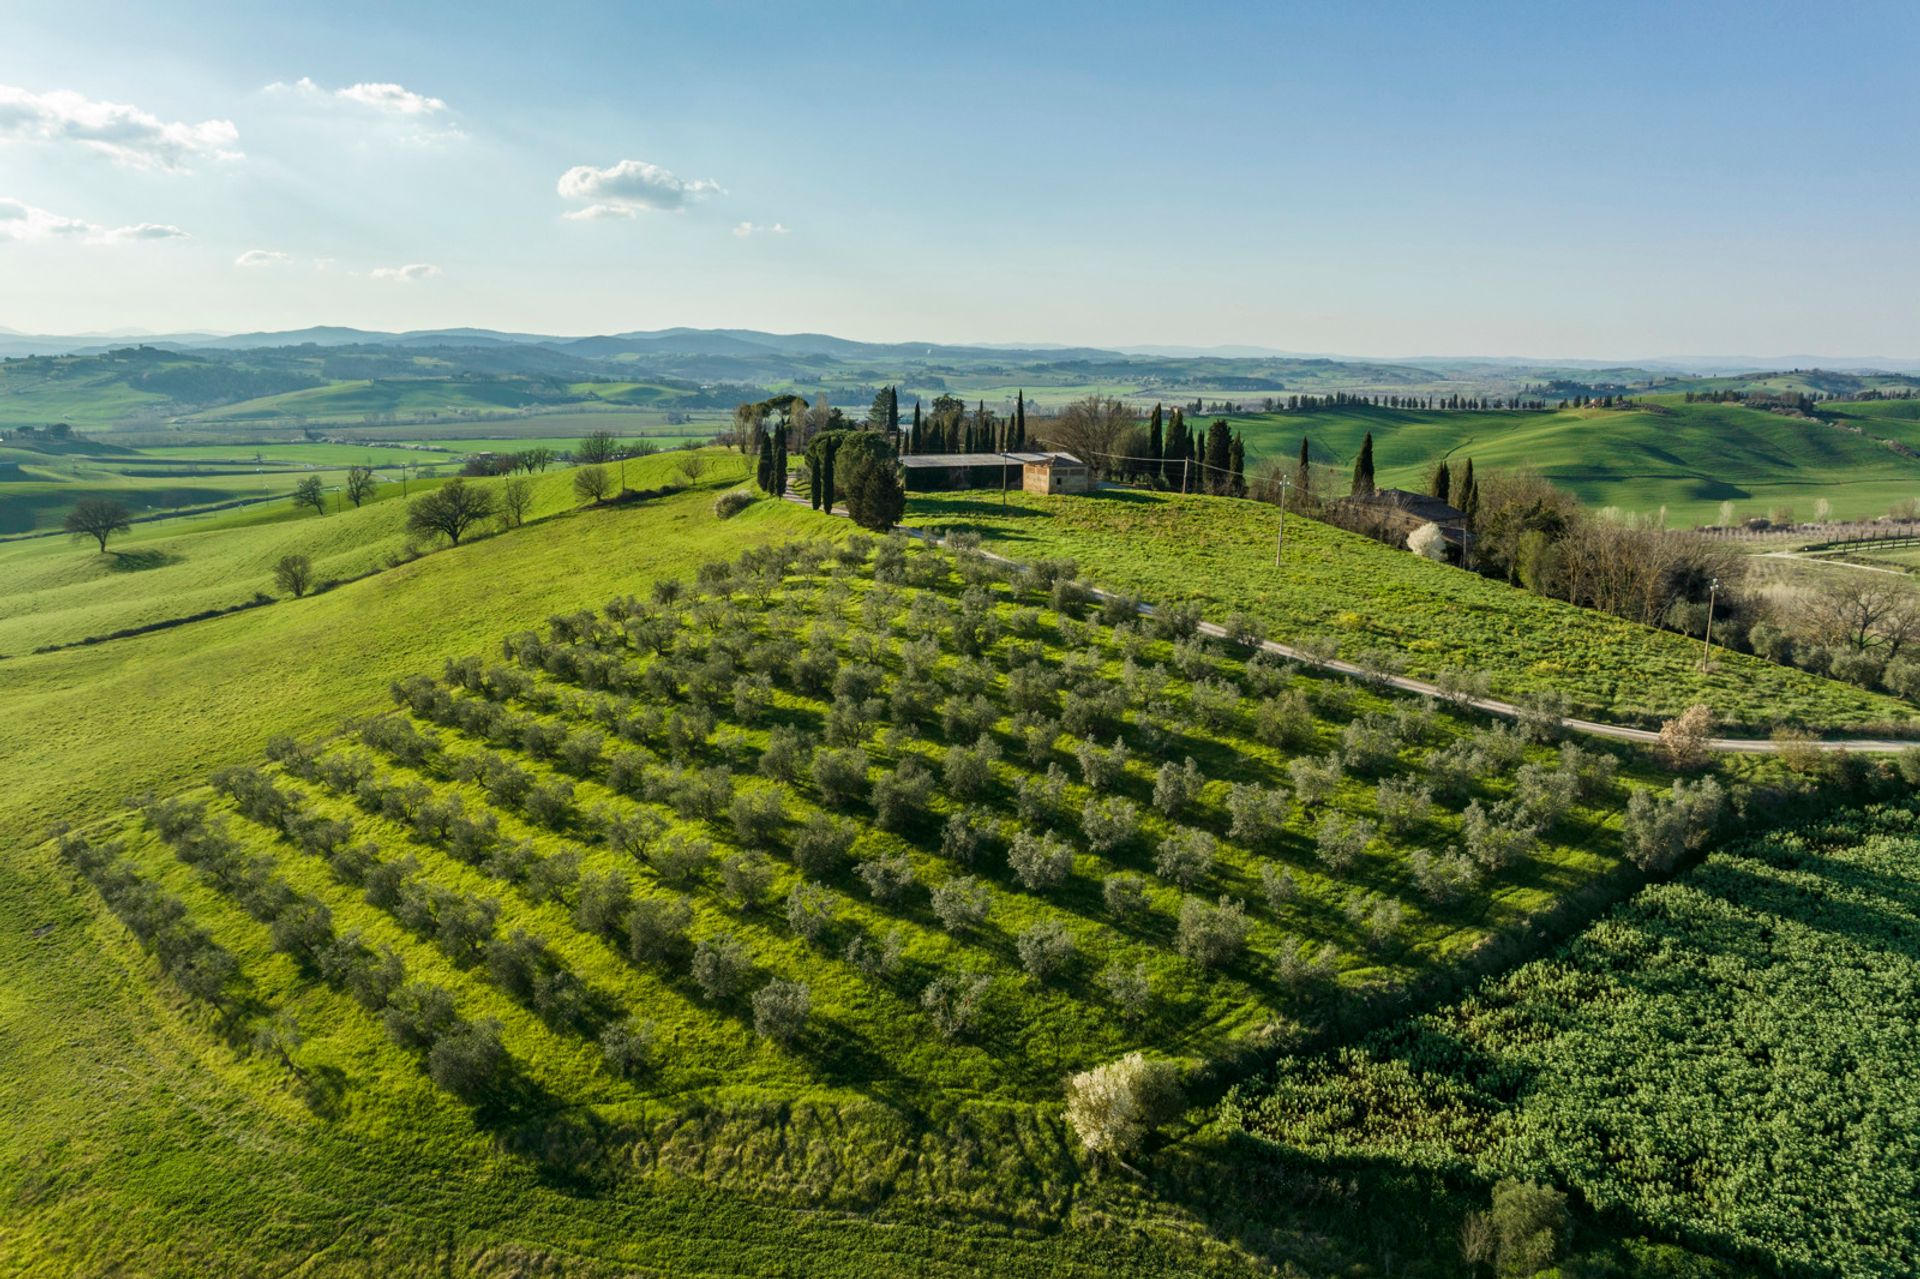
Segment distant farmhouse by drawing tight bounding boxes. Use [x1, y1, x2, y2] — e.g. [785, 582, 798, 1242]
[1336, 488, 1472, 557]
[900, 450, 1089, 494]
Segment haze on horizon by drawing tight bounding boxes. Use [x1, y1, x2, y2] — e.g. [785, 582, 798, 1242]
[1, 0, 1915, 361]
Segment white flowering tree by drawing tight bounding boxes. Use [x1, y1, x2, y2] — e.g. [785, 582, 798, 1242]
[1063, 1052, 1182, 1165]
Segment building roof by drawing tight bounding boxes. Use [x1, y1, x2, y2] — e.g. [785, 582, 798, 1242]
[899, 452, 1022, 468]
[900, 450, 1084, 468]
[1347, 487, 1468, 523]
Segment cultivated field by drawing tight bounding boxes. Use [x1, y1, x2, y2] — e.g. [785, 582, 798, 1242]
[1225, 798, 1920, 1278]
[904, 488, 1917, 733]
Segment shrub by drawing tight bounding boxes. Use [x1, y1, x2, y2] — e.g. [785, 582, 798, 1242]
[1176, 895, 1249, 969]
[844, 927, 905, 982]
[1015, 764, 1070, 826]
[941, 735, 1000, 799]
[1081, 796, 1142, 855]
[1103, 872, 1148, 919]
[856, 853, 917, 903]
[811, 747, 870, 806]
[651, 831, 714, 886]
[1153, 826, 1216, 889]
[1622, 777, 1725, 872]
[1015, 919, 1075, 983]
[713, 489, 756, 519]
[871, 756, 934, 831]
[1073, 736, 1131, 791]
[1254, 690, 1316, 750]
[1461, 1179, 1570, 1277]
[791, 812, 855, 879]
[1409, 848, 1479, 905]
[1258, 863, 1298, 910]
[1460, 799, 1539, 872]
[1375, 777, 1434, 834]
[1008, 830, 1074, 892]
[939, 806, 997, 867]
[600, 1017, 655, 1078]
[1099, 961, 1151, 1018]
[930, 875, 992, 934]
[691, 932, 752, 1001]
[1657, 702, 1715, 771]
[1225, 784, 1290, 846]
[1313, 812, 1375, 875]
[1152, 757, 1204, 818]
[720, 850, 775, 911]
[921, 972, 991, 1040]
[751, 979, 811, 1043]
[1064, 1053, 1182, 1161]
[728, 787, 787, 846]
[428, 1019, 505, 1100]
[1288, 754, 1343, 808]
[383, 982, 458, 1051]
[628, 893, 694, 966]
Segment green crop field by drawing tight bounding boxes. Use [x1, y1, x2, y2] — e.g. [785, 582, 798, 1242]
[1223, 799, 1920, 1279]
[903, 488, 1916, 734]
[1219, 399, 1920, 524]
[5, 454, 1783, 1277]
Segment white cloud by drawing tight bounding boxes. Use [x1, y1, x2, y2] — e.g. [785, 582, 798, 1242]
[557, 159, 721, 218]
[732, 221, 790, 238]
[370, 262, 440, 282]
[0, 83, 240, 170]
[235, 248, 292, 267]
[0, 198, 188, 245]
[104, 223, 188, 241]
[269, 77, 448, 116]
[0, 197, 93, 241]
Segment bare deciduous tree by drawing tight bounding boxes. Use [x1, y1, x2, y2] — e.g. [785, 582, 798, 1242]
[1043, 395, 1135, 479]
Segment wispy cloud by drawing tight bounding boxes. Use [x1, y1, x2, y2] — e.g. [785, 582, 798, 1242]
[0, 83, 240, 171]
[0, 197, 188, 245]
[732, 221, 790, 238]
[370, 262, 440, 282]
[558, 159, 721, 219]
[235, 248, 293, 267]
[102, 223, 188, 241]
[268, 76, 448, 116]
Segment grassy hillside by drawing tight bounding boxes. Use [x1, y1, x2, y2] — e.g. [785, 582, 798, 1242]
[1226, 399, 1920, 523]
[3, 470, 1764, 1277]
[903, 488, 1916, 733]
[192, 378, 566, 423]
[0, 452, 734, 655]
[1224, 798, 1920, 1278]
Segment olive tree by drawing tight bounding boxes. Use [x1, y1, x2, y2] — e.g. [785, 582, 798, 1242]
[1063, 1052, 1182, 1162]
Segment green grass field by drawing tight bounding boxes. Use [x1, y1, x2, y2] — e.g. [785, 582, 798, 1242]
[1222, 399, 1920, 524]
[902, 488, 1915, 734]
[1224, 798, 1920, 1278]
[2, 460, 1763, 1278]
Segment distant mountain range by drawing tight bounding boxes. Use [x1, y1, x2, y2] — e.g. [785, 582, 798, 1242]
[1, 325, 1915, 375]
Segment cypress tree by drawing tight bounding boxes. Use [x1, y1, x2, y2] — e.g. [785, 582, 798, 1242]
[1296, 436, 1311, 500]
[1205, 420, 1232, 493]
[887, 386, 900, 446]
[808, 455, 822, 510]
[1459, 458, 1477, 519]
[756, 433, 775, 493]
[910, 400, 922, 455]
[1352, 432, 1376, 497]
[773, 432, 788, 497]
[1147, 403, 1164, 485]
[1013, 391, 1027, 450]
[1432, 460, 1452, 504]
[1229, 434, 1246, 497]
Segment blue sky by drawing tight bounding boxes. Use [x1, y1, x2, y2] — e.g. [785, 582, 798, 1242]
[1, 0, 1915, 357]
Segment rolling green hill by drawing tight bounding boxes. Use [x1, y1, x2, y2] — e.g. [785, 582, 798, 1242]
[904, 488, 1916, 733]
[1225, 399, 1920, 523]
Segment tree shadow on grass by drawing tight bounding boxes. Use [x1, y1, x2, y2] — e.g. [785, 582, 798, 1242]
[107, 548, 183, 572]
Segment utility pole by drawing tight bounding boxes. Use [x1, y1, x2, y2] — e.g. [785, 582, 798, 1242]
[1275, 477, 1288, 566]
[1700, 577, 1719, 671]
[1001, 452, 1009, 507]
[1182, 457, 1190, 495]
